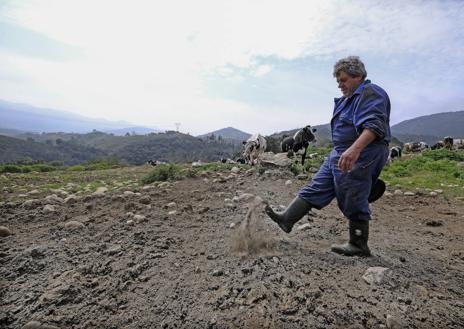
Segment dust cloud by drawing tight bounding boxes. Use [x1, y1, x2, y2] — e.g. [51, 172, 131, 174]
[231, 196, 277, 256]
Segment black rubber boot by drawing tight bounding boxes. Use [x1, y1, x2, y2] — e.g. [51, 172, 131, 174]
[331, 220, 371, 256]
[264, 197, 312, 233]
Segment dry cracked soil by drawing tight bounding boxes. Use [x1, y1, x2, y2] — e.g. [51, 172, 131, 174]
[1, 166, 464, 328]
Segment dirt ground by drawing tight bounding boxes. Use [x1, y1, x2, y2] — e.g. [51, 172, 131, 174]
[1, 166, 463, 328]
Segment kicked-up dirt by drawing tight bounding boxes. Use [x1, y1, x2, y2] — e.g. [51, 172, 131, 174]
[1, 165, 463, 328]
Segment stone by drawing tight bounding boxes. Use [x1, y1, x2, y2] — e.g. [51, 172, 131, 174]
[168, 210, 177, 216]
[229, 223, 236, 228]
[231, 167, 240, 174]
[425, 220, 443, 227]
[133, 215, 147, 223]
[139, 196, 151, 204]
[45, 194, 64, 204]
[297, 174, 307, 180]
[28, 190, 40, 195]
[43, 205, 56, 213]
[212, 269, 223, 276]
[22, 321, 42, 329]
[362, 267, 390, 285]
[429, 191, 438, 196]
[285, 180, 292, 186]
[64, 221, 85, 230]
[404, 191, 415, 196]
[386, 314, 403, 329]
[0, 226, 12, 237]
[23, 199, 39, 209]
[104, 245, 122, 255]
[393, 189, 403, 195]
[124, 190, 135, 196]
[433, 189, 443, 194]
[92, 187, 108, 196]
[64, 195, 78, 204]
[167, 202, 177, 208]
[297, 223, 311, 231]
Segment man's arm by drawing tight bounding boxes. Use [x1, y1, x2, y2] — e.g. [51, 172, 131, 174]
[338, 129, 376, 172]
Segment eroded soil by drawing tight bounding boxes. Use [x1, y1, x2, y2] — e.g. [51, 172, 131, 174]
[1, 166, 463, 328]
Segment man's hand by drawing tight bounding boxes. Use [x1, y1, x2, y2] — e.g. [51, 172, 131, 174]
[338, 147, 361, 172]
[338, 128, 377, 172]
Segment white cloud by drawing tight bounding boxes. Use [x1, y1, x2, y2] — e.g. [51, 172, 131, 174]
[0, 0, 463, 134]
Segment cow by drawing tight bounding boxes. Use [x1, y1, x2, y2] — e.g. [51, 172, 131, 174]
[443, 136, 454, 150]
[431, 141, 444, 150]
[453, 138, 464, 150]
[220, 158, 236, 164]
[280, 125, 317, 165]
[404, 142, 429, 153]
[388, 146, 402, 163]
[242, 133, 267, 165]
[147, 160, 166, 166]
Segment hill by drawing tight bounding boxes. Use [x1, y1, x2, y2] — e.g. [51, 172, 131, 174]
[0, 99, 160, 134]
[0, 131, 242, 165]
[391, 111, 464, 140]
[0, 135, 107, 165]
[198, 127, 251, 142]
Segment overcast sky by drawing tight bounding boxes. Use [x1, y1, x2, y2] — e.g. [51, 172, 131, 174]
[1, 0, 463, 135]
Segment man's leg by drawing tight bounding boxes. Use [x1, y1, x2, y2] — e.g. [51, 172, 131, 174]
[331, 146, 388, 256]
[264, 197, 313, 233]
[264, 157, 335, 233]
[331, 220, 371, 256]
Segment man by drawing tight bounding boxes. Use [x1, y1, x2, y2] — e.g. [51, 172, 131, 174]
[265, 56, 391, 257]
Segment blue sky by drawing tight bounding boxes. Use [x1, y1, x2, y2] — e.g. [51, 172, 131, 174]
[0, 0, 463, 135]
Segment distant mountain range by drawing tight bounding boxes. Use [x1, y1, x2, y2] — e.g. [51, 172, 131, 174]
[0, 99, 160, 136]
[0, 98, 462, 165]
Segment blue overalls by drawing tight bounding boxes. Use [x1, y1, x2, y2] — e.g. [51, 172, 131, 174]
[299, 80, 391, 221]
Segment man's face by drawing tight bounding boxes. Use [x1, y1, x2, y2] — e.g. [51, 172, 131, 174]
[336, 71, 363, 97]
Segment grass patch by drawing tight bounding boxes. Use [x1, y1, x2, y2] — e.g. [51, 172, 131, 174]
[381, 150, 464, 196]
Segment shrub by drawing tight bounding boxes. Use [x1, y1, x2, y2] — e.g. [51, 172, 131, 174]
[0, 163, 56, 173]
[29, 164, 56, 172]
[68, 165, 85, 171]
[0, 164, 23, 173]
[141, 164, 182, 184]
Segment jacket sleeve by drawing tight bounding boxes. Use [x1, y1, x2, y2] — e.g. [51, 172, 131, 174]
[353, 86, 389, 140]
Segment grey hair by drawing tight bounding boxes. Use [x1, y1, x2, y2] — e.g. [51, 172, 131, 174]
[333, 56, 367, 79]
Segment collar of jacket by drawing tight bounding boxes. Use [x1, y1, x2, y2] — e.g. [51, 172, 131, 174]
[332, 79, 371, 118]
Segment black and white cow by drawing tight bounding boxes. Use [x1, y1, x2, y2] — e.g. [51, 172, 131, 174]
[431, 141, 444, 150]
[388, 146, 402, 163]
[147, 160, 166, 166]
[220, 158, 236, 164]
[443, 136, 454, 150]
[242, 133, 267, 165]
[404, 141, 429, 153]
[280, 125, 317, 165]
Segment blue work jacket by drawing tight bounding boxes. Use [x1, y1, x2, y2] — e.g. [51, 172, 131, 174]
[331, 80, 391, 151]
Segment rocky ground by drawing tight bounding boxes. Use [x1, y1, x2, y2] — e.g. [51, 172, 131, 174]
[1, 165, 464, 328]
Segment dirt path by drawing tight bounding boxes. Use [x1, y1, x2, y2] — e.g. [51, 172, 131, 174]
[1, 167, 463, 328]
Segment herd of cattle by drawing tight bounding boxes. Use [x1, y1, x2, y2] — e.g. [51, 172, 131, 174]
[146, 131, 464, 167]
[240, 125, 317, 166]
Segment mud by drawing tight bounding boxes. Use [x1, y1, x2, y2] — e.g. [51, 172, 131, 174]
[1, 167, 464, 328]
